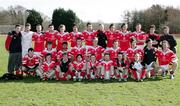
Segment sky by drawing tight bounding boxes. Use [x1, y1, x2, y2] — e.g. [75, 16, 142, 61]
[0, 0, 180, 23]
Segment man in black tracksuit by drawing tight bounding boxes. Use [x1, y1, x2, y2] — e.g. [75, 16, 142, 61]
[160, 26, 177, 53]
[5, 25, 22, 74]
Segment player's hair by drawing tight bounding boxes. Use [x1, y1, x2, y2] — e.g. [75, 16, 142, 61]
[62, 42, 68, 45]
[149, 24, 156, 29]
[136, 23, 141, 26]
[25, 23, 31, 27]
[113, 39, 118, 43]
[62, 52, 68, 56]
[36, 24, 41, 27]
[47, 41, 53, 45]
[48, 24, 54, 27]
[90, 54, 96, 57]
[118, 52, 123, 55]
[121, 23, 127, 29]
[45, 53, 52, 59]
[28, 48, 34, 52]
[146, 38, 152, 44]
[76, 54, 82, 59]
[109, 23, 114, 28]
[87, 22, 92, 27]
[73, 23, 77, 27]
[15, 24, 21, 28]
[104, 53, 110, 56]
[76, 37, 82, 41]
[59, 24, 65, 29]
[130, 38, 136, 43]
[163, 26, 169, 29]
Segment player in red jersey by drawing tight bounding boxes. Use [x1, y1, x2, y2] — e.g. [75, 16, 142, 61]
[126, 39, 144, 63]
[69, 24, 83, 47]
[105, 24, 119, 47]
[104, 40, 121, 60]
[82, 22, 97, 46]
[87, 37, 105, 61]
[87, 54, 100, 80]
[69, 54, 86, 81]
[113, 52, 128, 82]
[100, 53, 114, 80]
[129, 53, 147, 82]
[70, 38, 86, 61]
[56, 24, 69, 51]
[36, 53, 57, 80]
[44, 24, 58, 48]
[156, 40, 177, 79]
[32, 24, 45, 57]
[146, 25, 160, 48]
[40, 42, 57, 62]
[22, 48, 39, 76]
[131, 23, 147, 50]
[117, 23, 132, 51]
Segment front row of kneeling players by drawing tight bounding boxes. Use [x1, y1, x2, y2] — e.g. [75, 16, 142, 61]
[21, 38, 178, 82]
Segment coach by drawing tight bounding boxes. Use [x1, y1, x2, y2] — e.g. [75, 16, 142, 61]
[160, 26, 177, 53]
[5, 25, 22, 75]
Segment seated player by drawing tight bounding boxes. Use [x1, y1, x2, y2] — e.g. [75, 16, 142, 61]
[87, 37, 105, 61]
[69, 54, 86, 81]
[22, 48, 39, 76]
[104, 40, 121, 61]
[113, 52, 128, 82]
[56, 52, 71, 80]
[40, 41, 57, 62]
[100, 53, 114, 80]
[36, 53, 57, 80]
[143, 39, 158, 79]
[157, 40, 178, 79]
[129, 53, 147, 82]
[126, 38, 144, 63]
[87, 54, 100, 80]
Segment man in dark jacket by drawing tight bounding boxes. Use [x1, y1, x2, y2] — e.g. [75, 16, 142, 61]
[5, 24, 22, 75]
[97, 24, 107, 49]
[160, 26, 177, 53]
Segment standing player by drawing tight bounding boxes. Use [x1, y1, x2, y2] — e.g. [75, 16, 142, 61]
[87, 37, 105, 61]
[22, 48, 39, 76]
[129, 53, 147, 82]
[104, 40, 121, 60]
[105, 24, 118, 48]
[21, 23, 34, 57]
[44, 24, 58, 49]
[56, 24, 69, 51]
[69, 24, 83, 47]
[131, 23, 147, 50]
[156, 40, 177, 79]
[126, 39, 144, 63]
[117, 23, 132, 51]
[32, 24, 45, 57]
[82, 22, 97, 46]
[96, 24, 107, 49]
[146, 25, 160, 48]
[100, 53, 114, 80]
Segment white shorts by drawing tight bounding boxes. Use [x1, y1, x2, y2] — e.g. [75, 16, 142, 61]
[159, 65, 169, 71]
[105, 71, 110, 80]
[145, 62, 154, 71]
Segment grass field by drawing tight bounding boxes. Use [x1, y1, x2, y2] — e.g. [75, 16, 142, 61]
[0, 36, 180, 106]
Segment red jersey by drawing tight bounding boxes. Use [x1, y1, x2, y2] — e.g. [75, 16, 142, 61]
[156, 49, 176, 65]
[40, 48, 57, 61]
[56, 32, 69, 51]
[44, 31, 58, 48]
[69, 32, 83, 47]
[132, 31, 147, 46]
[32, 32, 45, 52]
[100, 60, 113, 72]
[105, 30, 119, 47]
[70, 46, 86, 59]
[104, 47, 121, 60]
[126, 47, 144, 62]
[87, 46, 105, 61]
[71, 61, 85, 71]
[22, 54, 39, 68]
[82, 30, 97, 46]
[41, 61, 56, 72]
[117, 31, 132, 51]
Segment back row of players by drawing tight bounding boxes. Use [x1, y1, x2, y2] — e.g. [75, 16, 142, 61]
[11, 23, 178, 81]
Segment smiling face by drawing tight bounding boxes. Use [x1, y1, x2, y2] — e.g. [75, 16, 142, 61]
[134, 53, 140, 61]
[48, 25, 54, 32]
[136, 24, 141, 32]
[15, 26, 21, 33]
[73, 26, 78, 32]
[90, 55, 96, 62]
[122, 24, 128, 31]
[36, 25, 42, 32]
[87, 24, 93, 31]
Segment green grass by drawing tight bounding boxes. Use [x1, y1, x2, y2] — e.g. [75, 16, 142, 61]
[0, 36, 180, 106]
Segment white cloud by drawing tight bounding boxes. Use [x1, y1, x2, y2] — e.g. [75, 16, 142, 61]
[0, 0, 179, 23]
